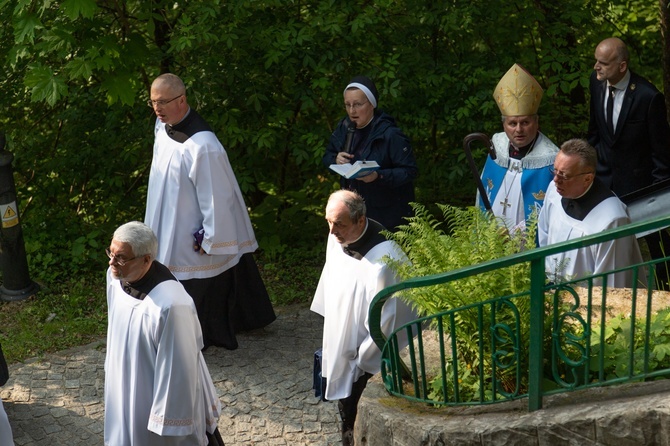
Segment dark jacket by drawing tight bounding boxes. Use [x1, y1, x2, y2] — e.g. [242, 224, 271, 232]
[587, 70, 670, 196]
[323, 111, 418, 230]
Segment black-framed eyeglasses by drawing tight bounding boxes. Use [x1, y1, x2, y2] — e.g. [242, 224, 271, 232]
[550, 168, 593, 181]
[343, 100, 369, 111]
[105, 248, 140, 266]
[147, 94, 183, 108]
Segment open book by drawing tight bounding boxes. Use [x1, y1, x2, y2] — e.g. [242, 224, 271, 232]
[329, 160, 380, 179]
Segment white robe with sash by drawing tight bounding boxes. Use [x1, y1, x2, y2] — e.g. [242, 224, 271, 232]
[104, 268, 221, 446]
[311, 235, 416, 401]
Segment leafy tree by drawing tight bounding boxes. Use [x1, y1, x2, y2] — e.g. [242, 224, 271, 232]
[0, 0, 664, 286]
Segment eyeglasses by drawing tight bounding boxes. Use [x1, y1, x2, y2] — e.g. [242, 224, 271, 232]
[550, 168, 594, 181]
[147, 94, 183, 108]
[344, 100, 369, 111]
[105, 248, 140, 267]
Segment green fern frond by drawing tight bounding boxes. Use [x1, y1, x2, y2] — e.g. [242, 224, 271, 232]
[386, 203, 536, 318]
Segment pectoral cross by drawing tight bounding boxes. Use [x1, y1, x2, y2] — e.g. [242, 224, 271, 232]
[500, 198, 511, 216]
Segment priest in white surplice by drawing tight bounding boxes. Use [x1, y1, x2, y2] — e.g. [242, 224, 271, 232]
[104, 222, 223, 446]
[538, 139, 643, 287]
[145, 73, 275, 350]
[311, 190, 416, 446]
[477, 64, 558, 231]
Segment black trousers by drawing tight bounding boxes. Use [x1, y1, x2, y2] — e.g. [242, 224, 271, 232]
[181, 253, 277, 351]
[337, 372, 373, 431]
[206, 427, 225, 445]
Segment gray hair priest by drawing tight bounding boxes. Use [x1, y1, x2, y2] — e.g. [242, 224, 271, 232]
[476, 63, 559, 231]
[104, 221, 224, 445]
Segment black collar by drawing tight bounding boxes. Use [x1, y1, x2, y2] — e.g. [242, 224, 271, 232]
[165, 109, 213, 143]
[341, 219, 387, 260]
[561, 177, 615, 221]
[508, 134, 538, 160]
[122, 261, 176, 300]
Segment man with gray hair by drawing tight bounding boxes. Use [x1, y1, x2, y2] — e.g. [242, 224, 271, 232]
[538, 139, 642, 287]
[311, 190, 415, 445]
[104, 221, 224, 445]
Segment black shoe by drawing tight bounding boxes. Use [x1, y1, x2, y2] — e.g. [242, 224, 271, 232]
[204, 337, 238, 351]
[342, 427, 354, 446]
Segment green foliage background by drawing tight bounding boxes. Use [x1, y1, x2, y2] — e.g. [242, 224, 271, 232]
[0, 0, 665, 360]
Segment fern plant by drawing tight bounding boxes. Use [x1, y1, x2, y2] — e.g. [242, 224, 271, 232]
[385, 203, 538, 400]
[385, 204, 670, 403]
[387, 203, 535, 316]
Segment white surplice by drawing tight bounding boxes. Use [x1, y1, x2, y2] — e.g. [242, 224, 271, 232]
[104, 268, 221, 446]
[311, 235, 416, 401]
[538, 182, 643, 288]
[145, 118, 257, 280]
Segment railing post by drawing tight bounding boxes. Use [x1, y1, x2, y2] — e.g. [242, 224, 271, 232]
[528, 257, 545, 411]
[0, 132, 39, 301]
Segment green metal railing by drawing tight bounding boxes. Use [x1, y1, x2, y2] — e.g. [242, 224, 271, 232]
[369, 214, 670, 412]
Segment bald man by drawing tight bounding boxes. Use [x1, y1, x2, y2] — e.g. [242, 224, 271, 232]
[145, 73, 275, 350]
[587, 37, 670, 289]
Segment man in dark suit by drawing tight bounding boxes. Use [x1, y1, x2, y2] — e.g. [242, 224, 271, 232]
[588, 37, 670, 289]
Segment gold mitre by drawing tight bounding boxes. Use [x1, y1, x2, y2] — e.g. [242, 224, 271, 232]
[493, 64, 543, 116]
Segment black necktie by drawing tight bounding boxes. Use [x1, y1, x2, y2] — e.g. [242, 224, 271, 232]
[607, 86, 616, 134]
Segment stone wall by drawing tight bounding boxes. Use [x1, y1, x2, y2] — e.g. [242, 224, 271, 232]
[355, 375, 670, 445]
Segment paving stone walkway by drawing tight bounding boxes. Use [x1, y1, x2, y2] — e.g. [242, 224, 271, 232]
[1, 304, 341, 445]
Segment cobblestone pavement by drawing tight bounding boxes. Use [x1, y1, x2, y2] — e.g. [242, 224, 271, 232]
[1, 304, 342, 445]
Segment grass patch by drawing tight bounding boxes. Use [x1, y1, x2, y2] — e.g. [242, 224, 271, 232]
[0, 278, 107, 364]
[257, 248, 324, 306]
